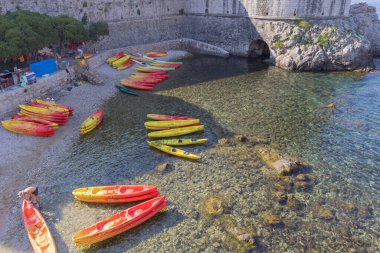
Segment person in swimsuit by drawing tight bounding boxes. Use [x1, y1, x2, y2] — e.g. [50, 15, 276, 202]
[18, 186, 42, 209]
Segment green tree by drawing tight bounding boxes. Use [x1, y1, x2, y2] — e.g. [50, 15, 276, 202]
[88, 21, 109, 41]
[51, 15, 89, 53]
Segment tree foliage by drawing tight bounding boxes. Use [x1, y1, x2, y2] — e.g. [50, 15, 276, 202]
[0, 10, 108, 60]
[89, 21, 109, 41]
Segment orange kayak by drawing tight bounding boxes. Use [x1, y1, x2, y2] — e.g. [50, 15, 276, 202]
[72, 196, 166, 245]
[72, 185, 159, 203]
[2, 120, 55, 137]
[11, 115, 59, 129]
[146, 51, 167, 57]
[22, 200, 57, 253]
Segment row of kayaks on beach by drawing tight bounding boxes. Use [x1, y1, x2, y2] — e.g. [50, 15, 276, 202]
[145, 114, 207, 160]
[1, 100, 74, 137]
[23, 185, 166, 251]
[1, 99, 104, 136]
[106, 51, 183, 95]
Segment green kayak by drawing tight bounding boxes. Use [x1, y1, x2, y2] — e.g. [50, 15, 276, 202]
[115, 84, 139, 96]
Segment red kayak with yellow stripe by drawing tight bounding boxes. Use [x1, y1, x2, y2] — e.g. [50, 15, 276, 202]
[72, 196, 166, 246]
[2, 120, 55, 137]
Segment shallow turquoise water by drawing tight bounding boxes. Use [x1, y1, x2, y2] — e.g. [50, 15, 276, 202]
[5, 56, 379, 252]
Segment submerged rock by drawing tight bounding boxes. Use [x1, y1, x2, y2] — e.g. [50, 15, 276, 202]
[272, 191, 287, 204]
[286, 195, 305, 211]
[200, 195, 229, 221]
[261, 211, 282, 226]
[255, 147, 301, 175]
[335, 200, 358, 214]
[155, 162, 173, 174]
[217, 138, 231, 147]
[219, 215, 257, 252]
[235, 134, 248, 143]
[313, 204, 335, 221]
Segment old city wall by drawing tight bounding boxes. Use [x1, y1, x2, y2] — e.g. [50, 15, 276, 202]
[0, 0, 351, 55]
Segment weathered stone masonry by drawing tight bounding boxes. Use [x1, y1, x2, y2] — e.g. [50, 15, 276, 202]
[1, 0, 376, 71]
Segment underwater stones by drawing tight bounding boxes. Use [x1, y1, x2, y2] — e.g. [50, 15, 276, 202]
[261, 211, 282, 226]
[217, 138, 231, 146]
[335, 201, 358, 214]
[272, 191, 287, 204]
[294, 180, 311, 192]
[255, 147, 301, 175]
[155, 162, 173, 174]
[219, 215, 257, 252]
[286, 195, 305, 211]
[200, 195, 229, 220]
[313, 204, 335, 221]
[294, 173, 314, 182]
[357, 206, 374, 219]
[273, 180, 292, 192]
[235, 134, 248, 143]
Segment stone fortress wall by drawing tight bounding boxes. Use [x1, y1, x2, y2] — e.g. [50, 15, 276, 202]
[4, 0, 372, 71]
[185, 0, 350, 18]
[0, 0, 351, 21]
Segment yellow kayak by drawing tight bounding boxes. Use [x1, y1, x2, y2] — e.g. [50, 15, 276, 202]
[144, 119, 199, 129]
[152, 138, 208, 146]
[148, 125, 204, 138]
[107, 52, 125, 64]
[111, 55, 131, 67]
[148, 141, 200, 160]
[80, 110, 103, 135]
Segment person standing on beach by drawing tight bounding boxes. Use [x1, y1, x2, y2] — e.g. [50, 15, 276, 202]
[18, 186, 42, 209]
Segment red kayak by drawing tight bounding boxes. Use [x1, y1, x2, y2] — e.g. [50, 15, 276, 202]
[22, 200, 57, 252]
[2, 120, 55, 137]
[11, 115, 59, 129]
[19, 111, 68, 125]
[147, 114, 196, 121]
[72, 196, 166, 245]
[135, 68, 169, 74]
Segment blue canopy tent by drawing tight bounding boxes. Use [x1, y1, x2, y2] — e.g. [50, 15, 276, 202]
[29, 60, 57, 77]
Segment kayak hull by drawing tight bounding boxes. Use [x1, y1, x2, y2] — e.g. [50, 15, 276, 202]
[148, 125, 204, 138]
[152, 138, 208, 146]
[80, 110, 103, 135]
[72, 197, 166, 246]
[72, 185, 158, 201]
[22, 200, 57, 253]
[2, 120, 55, 137]
[146, 114, 195, 121]
[144, 119, 200, 129]
[148, 141, 200, 160]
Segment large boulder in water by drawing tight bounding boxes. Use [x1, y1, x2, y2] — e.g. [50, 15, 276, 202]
[255, 147, 301, 175]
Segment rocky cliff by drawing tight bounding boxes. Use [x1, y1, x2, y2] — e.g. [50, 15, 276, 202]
[350, 3, 380, 56]
[255, 18, 374, 71]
